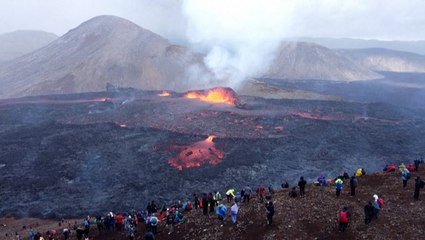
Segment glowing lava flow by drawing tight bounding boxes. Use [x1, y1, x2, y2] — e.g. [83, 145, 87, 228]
[168, 135, 224, 170]
[158, 91, 171, 97]
[183, 88, 237, 105]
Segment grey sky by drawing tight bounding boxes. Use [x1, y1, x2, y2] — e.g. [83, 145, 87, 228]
[1, 0, 424, 41]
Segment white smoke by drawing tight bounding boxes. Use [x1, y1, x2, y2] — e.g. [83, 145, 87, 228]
[182, 0, 291, 88]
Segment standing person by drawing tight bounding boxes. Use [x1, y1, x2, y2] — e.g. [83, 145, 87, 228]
[231, 202, 238, 224]
[209, 192, 215, 213]
[335, 178, 343, 197]
[298, 176, 307, 197]
[63, 228, 70, 240]
[414, 159, 421, 171]
[338, 207, 350, 232]
[202, 193, 209, 216]
[166, 209, 176, 235]
[265, 201, 275, 225]
[364, 202, 374, 225]
[349, 175, 358, 196]
[149, 214, 159, 235]
[193, 193, 200, 209]
[372, 194, 380, 219]
[244, 185, 253, 203]
[216, 203, 228, 227]
[402, 168, 411, 188]
[214, 191, 222, 206]
[414, 176, 425, 200]
[257, 184, 266, 202]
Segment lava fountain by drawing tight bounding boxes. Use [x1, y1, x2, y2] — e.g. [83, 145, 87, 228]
[183, 87, 238, 105]
[168, 135, 224, 170]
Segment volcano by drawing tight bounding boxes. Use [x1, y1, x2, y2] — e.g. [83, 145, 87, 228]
[0, 15, 206, 99]
[1, 86, 425, 218]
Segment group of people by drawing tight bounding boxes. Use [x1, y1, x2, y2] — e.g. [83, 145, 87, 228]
[22, 159, 425, 239]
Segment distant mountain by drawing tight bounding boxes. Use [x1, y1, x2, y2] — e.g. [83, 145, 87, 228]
[0, 30, 58, 62]
[0, 16, 206, 99]
[294, 37, 425, 55]
[338, 48, 425, 73]
[262, 42, 382, 81]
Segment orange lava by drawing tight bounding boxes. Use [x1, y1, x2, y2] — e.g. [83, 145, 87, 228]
[168, 136, 224, 170]
[158, 91, 171, 97]
[183, 88, 237, 105]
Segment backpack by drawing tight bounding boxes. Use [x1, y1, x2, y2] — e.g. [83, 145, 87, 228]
[406, 171, 411, 180]
[377, 198, 384, 209]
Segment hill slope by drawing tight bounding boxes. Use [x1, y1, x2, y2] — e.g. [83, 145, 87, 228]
[0, 30, 58, 62]
[262, 42, 382, 81]
[2, 167, 425, 239]
[339, 48, 425, 73]
[0, 16, 206, 99]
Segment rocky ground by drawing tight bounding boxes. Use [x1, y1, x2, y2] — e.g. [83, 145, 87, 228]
[2, 167, 425, 239]
[1, 88, 425, 218]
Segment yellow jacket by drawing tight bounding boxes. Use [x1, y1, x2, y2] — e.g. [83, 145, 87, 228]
[356, 168, 363, 177]
[226, 189, 235, 196]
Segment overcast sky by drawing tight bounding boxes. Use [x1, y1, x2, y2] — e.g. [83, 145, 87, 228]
[1, 0, 424, 41]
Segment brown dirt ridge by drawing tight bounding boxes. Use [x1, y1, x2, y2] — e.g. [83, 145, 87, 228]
[2, 167, 425, 240]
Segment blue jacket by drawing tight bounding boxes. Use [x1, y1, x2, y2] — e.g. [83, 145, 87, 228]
[216, 204, 227, 218]
[402, 169, 410, 181]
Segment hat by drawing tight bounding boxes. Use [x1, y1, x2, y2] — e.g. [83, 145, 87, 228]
[373, 194, 378, 200]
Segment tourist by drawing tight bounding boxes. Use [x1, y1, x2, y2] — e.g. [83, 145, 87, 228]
[338, 206, 350, 232]
[350, 175, 358, 196]
[402, 168, 411, 188]
[298, 176, 307, 197]
[335, 177, 343, 197]
[265, 201, 275, 225]
[414, 176, 425, 200]
[231, 202, 238, 224]
[216, 203, 228, 227]
[364, 201, 374, 225]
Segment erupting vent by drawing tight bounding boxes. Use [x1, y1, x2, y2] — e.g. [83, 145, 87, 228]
[158, 91, 171, 97]
[168, 135, 224, 170]
[183, 87, 238, 105]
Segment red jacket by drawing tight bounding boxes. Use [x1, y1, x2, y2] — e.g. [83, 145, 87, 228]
[116, 214, 124, 224]
[407, 164, 415, 172]
[386, 164, 396, 172]
[339, 211, 348, 223]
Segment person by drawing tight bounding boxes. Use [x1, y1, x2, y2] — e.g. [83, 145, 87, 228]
[298, 176, 307, 197]
[386, 164, 396, 173]
[149, 214, 159, 234]
[355, 168, 363, 177]
[83, 217, 90, 236]
[193, 193, 200, 209]
[383, 164, 388, 172]
[29, 228, 35, 240]
[202, 193, 209, 216]
[414, 176, 425, 200]
[166, 209, 176, 235]
[116, 213, 124, 231]
[209, 192, 215, 213]
[257, 184, 266, 202]
[407, 163, 415, 172]
[372, 194, 380, 219]
[343, 171, 350, 180]
[317, 175, 328, 186]
[282, 181, 289, 188]
[268, 184, 275, 195]
[402, 168, 411, 188]
[289, 187, 297, 198]
[244, 185, 253, 203]
[63, 228, 70, 240]
[214, 191, 222, 206]
[349, 175, 358, 196]
[414, 159, 421, 171]
[364, 202, 374, 225]
[338, 206, 350, 232]
[216, 203, 228, 227]
[335, 178, 343, 197]
[231, 202, 238, 224]
[226, 189, 235, 203]
[399, 163, 406, 173]
[235, 191, 241, 203]
[265, 201, 275, 225]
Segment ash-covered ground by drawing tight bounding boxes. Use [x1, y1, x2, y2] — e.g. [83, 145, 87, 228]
[1, 88, 425, 218]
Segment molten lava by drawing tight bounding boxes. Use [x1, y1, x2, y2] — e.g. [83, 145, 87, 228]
[183, 87, 237, 105]
[158, 91, 171, 97]
[168, 135, 224, 170]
